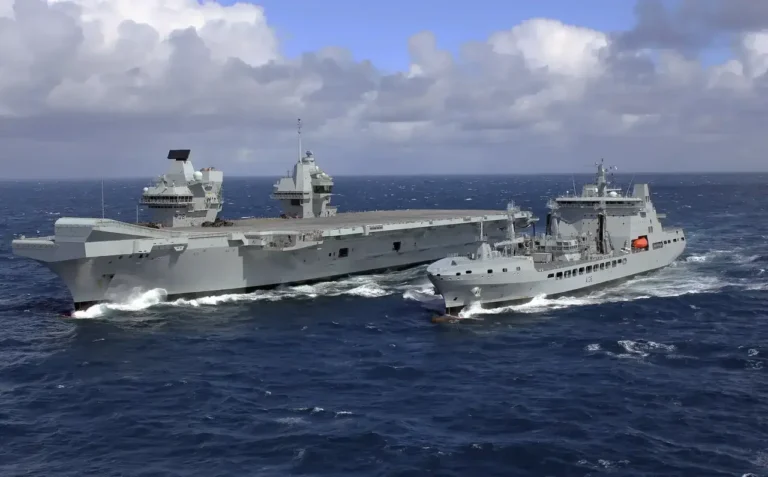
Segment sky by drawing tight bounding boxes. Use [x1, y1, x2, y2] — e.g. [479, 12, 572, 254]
[1, 0, 767, 179]
[249, 0, 637, 71]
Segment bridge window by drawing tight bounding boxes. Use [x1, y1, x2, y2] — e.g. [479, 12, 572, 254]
[586, 265, 592, 273]
[502, 268, 508, 272]
[579, 267, 584, 275]
[393, 241, 401, 252]
[612, 260, 617, 267]
[565, 270, 571, 278]
[556, 272, 563, 279]
[487, 269, 493, 274]
[547, 273, 554, 278]
[339, 247, 349, 258]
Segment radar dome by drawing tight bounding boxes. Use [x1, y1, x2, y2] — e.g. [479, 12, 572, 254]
[193, 171, 203, 181]
[608, 191, 618, 197]
[143, 187, 149, 193]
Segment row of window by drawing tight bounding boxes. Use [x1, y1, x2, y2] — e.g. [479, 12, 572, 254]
[547, 257, 628, 280]
[557, 200, 640, 206]
[142, 196, 193, 203]
[328, 241, 401, 259]
[435, 264, 524, 277]
[652, 236, 684, 250]
[108, 253, 150, 264]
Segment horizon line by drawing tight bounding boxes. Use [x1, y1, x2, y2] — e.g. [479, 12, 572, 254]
[3, 170, 768, 182]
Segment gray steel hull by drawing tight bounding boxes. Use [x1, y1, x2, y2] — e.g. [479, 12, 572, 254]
[429, 234, 686, 314]
[23, 219, 507, 310]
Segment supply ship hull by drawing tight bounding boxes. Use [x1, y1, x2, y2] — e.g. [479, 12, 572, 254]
[428, 230, 686, 315]
[13, 209, 509, 311]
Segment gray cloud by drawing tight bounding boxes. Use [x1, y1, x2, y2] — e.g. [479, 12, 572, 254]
[615, 0, 768, 52]
[0, 0, 767, 179]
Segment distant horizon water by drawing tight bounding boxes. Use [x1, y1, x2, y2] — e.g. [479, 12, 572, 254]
[4, 170, 768, 182]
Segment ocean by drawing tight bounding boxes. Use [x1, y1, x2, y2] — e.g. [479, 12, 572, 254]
[1, 173, 767, 476]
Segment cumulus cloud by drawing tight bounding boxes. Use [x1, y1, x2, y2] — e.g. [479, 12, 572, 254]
[0, 0, 766, 178]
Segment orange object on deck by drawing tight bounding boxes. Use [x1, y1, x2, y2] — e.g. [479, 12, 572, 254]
[632, 237, 648, 248]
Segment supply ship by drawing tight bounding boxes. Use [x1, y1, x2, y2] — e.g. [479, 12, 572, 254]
[426, 161, 686, 317]
[12, 126, 534, 311]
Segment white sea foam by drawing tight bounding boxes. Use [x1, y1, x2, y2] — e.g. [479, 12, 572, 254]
[585, 339, 679, 361]
[70, 266, 428, 318]
[71, 288, 168, 319]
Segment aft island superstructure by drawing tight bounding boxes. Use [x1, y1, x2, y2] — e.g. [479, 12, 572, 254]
[426, 161, 687, 316]
[12, 134, 528, 311]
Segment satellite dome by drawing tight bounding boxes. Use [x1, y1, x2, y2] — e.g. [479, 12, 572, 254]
[193, 171, 203, 181]
[608, 191, 618, 197]
[143, 187, 149, 193]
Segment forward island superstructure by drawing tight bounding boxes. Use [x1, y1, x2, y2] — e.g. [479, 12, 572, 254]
[138, 149, 224, 228]
[426, 161, 687, 316]
[12, 127, 529, 311]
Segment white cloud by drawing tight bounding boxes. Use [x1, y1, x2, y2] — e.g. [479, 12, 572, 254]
[740, 30, 768, 79]
[0, 0, 767, 178]
[489, 18, 609, 78]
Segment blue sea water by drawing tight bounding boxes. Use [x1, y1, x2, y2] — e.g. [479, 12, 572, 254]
[1, 173, 767, 476]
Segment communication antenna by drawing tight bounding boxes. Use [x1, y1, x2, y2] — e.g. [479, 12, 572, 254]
[101, 179, 105, 219]
[624, 173, 636, 197]
[297, 118, 302, 161]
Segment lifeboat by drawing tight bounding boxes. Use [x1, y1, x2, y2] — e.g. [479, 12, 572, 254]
[631, 237, 648, 249]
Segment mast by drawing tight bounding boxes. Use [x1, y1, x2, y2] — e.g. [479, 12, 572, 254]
[297, 118, 302, 161]
[506, 201, 517, 241]
[595, 159, 612, 255]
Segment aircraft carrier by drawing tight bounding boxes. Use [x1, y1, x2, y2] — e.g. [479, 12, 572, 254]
[12, 127, 532, 311]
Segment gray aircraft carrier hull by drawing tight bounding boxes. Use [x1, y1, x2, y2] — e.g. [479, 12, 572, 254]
[13, 209, 510, 311]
